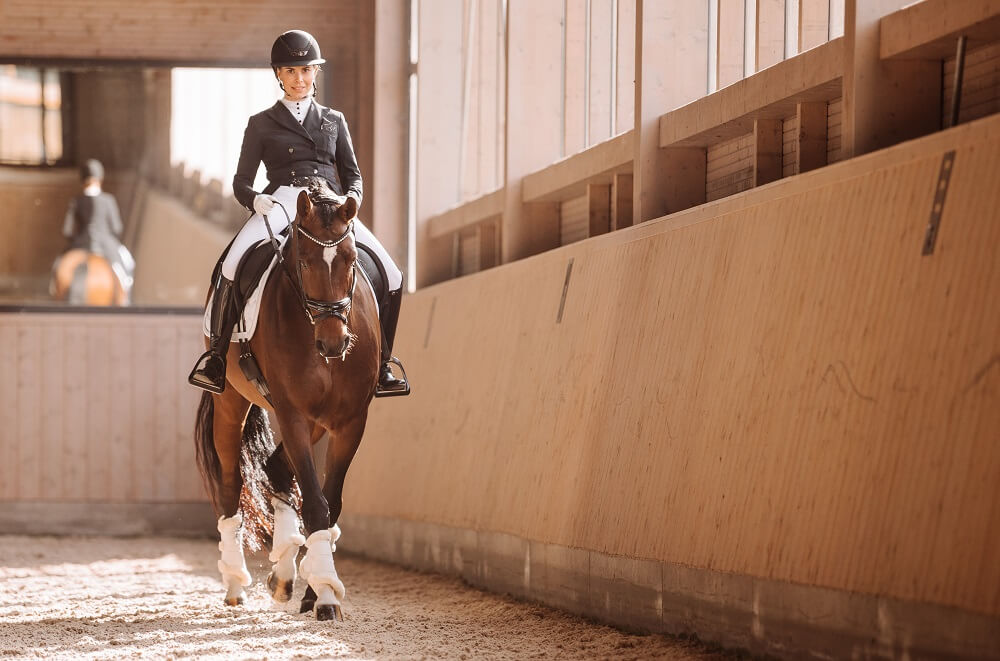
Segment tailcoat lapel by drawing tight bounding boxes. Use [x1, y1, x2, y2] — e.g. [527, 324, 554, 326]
[266, 101, 313, 141]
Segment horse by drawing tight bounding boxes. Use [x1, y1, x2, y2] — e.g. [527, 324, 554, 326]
[193, 180, 381, 621]
[50, 249, 128, 305]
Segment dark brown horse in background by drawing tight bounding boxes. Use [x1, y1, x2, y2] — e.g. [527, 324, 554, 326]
[194, 180, 380, 621]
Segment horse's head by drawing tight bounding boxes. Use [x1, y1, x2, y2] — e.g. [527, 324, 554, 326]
[291, 179, 360, 360]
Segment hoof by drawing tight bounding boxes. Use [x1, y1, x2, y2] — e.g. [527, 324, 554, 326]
[299, 598, 316, 614]
[316, 603, 343, 622]
[224, 594, 244, 607]
[267, 572, 293, 603]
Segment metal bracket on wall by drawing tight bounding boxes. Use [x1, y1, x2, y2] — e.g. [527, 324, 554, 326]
[556, 258, 574, 324]
[922, 150, 956, 256]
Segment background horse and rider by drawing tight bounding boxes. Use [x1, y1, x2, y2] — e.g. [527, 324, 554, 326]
[194, 180, 380, 620]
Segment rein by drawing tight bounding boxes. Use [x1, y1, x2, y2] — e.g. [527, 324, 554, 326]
[268, 201, 357, 327]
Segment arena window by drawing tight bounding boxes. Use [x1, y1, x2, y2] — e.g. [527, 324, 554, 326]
[0, 65, 66, 166]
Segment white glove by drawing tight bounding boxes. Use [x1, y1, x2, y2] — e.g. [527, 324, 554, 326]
[253, 194, 277, 216]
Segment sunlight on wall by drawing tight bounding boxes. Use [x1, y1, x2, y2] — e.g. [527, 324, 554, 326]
[170, 68, 279, 193]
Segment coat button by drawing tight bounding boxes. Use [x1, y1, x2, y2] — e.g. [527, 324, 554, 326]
[291, 170, 296, 176]
[313, 169, 318, 174]
[288, 147, 294, 153]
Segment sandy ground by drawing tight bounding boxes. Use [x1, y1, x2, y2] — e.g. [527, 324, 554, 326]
[0, 535, 738, 660]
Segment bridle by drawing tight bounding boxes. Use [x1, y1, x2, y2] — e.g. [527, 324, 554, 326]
[268, 201, 357, 327]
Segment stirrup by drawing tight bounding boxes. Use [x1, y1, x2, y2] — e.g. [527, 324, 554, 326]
[188, 351, 227, 394]
[375, 357, 410, 398]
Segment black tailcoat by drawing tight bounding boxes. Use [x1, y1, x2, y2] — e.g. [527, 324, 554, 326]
[232, 100, 363, 210]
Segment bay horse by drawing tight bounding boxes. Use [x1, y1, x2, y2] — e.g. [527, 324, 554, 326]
[193, 180, 380, 621]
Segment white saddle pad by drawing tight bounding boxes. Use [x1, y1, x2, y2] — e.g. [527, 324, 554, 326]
[202, 237, 379, 343]
[202, 238, 283, 342]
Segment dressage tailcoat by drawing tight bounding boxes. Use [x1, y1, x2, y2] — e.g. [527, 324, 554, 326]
[232, 100, 363, 211]
[62, 192, 124, 259]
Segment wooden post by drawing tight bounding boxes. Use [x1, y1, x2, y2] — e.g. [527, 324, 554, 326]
[842, 0, 940, 159]
[611, 173, 633, 230]
[372, 0, 410, 269]
[415, 2, 464, 286]
[633, 1, 709, 223]
[502, 0, 564, 261]
[796, 101, 828, 173]
[718, 0, 746, 89]
[798, 0, 830, 52]
[756, 0, 785, 71]
[753, 119, 782, 185]
[587, 184, 611, 238]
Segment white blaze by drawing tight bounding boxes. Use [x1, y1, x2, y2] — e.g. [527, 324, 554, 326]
[323, 245, 337, 274]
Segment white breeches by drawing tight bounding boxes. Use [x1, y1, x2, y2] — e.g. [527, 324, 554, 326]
[221, 185, 403, 292]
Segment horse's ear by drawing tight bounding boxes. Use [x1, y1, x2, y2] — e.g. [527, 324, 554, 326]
[340, 195, 358, 221]
[297, 189, 312, 219]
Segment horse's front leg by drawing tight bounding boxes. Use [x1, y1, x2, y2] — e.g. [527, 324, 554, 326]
[274, 409, 344, 621]
[300, 416, 368, 620]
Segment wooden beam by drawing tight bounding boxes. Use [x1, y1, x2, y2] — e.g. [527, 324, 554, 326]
[880, 0, 1000, 60]
[428, 189, 505, 239]
[659, 38, 843, 148]
[522, 131, 633, 203]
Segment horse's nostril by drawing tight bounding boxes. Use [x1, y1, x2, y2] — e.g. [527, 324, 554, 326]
[316, 340, 327, 356]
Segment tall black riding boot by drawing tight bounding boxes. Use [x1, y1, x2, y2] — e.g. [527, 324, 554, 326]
[188, 276, 237, 393]
[375, 287, 410, 397]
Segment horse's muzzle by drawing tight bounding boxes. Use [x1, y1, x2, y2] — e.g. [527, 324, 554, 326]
[316, 337, 350, 359]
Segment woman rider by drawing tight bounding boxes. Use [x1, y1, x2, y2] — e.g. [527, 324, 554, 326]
[188, 29, 408, 397]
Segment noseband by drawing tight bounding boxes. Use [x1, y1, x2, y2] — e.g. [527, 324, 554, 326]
[269, 201, 357, 327]
[295, 220, 357, 325]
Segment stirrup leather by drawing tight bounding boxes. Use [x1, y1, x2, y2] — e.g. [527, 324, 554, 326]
[375, 357, 410, 398]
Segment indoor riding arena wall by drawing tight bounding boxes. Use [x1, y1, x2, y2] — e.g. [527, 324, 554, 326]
[340, 114, 1000, 659]
[0, 310, 213, 537]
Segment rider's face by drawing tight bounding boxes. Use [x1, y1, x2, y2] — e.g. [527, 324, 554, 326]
[276, 65, 318, 100]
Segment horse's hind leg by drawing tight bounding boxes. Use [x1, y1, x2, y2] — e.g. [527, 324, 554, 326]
[214, 390, 252, 606]
[263, 446, 303, 603]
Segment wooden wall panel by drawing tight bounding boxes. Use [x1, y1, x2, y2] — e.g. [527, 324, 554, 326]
[706, 134, 753, 201]
[943, 41, 1000, 128]
[0, 312, 208, 505]
[350, 114, 1000, 618]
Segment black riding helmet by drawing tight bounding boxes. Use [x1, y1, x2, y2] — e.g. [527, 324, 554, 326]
[270, 30, 326, 68]
[80, 158, 104, 181]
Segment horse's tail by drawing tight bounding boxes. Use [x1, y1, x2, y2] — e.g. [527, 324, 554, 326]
[193, 395, 275, 551]
[193, 391, 222, 513]
[238, 404, 277, 551]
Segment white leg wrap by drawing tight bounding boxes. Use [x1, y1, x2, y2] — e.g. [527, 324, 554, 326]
[299, 526, 345, 604]
[217, 513, 252, 589]
[268, 497, 305, 580]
